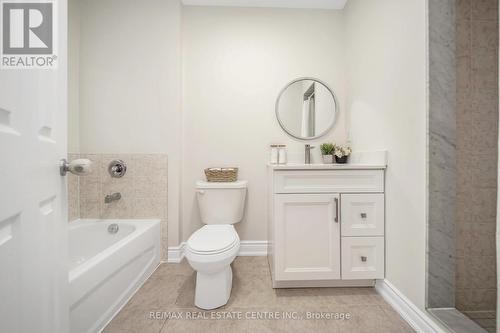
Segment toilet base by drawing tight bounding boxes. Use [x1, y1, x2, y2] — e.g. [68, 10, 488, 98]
[194, 266, 233, 310]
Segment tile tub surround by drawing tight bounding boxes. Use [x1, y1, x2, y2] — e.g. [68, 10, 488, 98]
[456, 0, 498, 315]
[67, 153, 168, 260]
[103, 257, 414, 333]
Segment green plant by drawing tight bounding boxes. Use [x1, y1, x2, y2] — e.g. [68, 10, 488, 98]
[320, 143, 335, 155]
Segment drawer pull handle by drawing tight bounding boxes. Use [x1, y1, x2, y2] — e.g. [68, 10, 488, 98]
[361, 256, 367, 262]
[334, 197, 339, 223]
[361, 213, 367, 219]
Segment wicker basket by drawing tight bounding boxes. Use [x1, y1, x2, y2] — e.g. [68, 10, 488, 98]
[204, 167, 238, 182]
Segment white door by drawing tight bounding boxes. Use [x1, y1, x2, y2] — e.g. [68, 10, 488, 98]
[274, 194, 341, 281]
[0, 1, 68, 333]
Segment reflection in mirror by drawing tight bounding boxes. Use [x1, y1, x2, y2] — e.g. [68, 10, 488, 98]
[276, 78, 338, 140]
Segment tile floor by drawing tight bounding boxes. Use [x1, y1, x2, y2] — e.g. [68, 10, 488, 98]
[104, 257, 414, 333]
[429, 308, 490, 333]
[464, 311, 497, 333]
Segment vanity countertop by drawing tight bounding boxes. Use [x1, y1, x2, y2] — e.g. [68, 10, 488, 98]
[268, 163, 387, 170]
[267, 151, 388, 170]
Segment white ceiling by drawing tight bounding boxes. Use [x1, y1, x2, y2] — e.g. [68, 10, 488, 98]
[181, 0, 348, 10]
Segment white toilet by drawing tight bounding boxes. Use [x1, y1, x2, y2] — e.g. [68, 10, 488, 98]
[185, 180, 247, 310]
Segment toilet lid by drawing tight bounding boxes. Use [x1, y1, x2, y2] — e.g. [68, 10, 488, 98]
[196, 180, 248, 189]
[187, 225, 239, 255]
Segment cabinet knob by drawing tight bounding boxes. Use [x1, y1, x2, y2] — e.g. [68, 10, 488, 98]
[360, 213, 367, 219]
[361, 256, 367, 262]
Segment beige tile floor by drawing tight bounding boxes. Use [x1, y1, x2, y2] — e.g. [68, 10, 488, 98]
[104, 257, 415, 333]
[464, 311, 497, 333]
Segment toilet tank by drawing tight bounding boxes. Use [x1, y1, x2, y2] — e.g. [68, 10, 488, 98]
[196, 181, 247, 224]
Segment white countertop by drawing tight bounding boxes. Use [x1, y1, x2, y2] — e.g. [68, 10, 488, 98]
[268, 163, 387, 170]
[268, 150, 388, 170]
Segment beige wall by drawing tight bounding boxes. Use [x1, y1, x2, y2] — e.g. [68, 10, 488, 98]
[69, 0, 183, 246]
[78, 0, 181, 155]
[344, 0, 428, 311]
[181, 7, 348, 241]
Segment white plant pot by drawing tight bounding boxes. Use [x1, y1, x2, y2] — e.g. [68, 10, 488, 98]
[322, 155, 333, 164]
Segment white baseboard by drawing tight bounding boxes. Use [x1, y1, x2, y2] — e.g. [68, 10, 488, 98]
[238, 240, 268, 256]
[167, 240, 268, 263]
[167, 242, 186, 263]
[375, 280, 447, 333]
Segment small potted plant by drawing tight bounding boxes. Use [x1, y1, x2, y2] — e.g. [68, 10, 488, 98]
[320, 143, 335, 164]
[334, 145, 352, 164]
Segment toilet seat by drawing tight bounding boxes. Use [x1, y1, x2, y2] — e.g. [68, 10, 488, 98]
[186, 225, 239, 256]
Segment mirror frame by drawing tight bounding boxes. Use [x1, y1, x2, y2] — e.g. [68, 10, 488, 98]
[275, 77, 339, 141]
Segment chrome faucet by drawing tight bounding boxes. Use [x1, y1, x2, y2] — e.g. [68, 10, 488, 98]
[105, 192, 121, 204]
[305, 144, 314, 164]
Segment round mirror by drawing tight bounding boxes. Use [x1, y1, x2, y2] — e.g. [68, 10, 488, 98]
[275, 78, 338, 140]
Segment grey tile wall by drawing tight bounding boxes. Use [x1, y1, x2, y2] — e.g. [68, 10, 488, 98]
[456, 0, 498, 312]
[428, 0, 457, 308]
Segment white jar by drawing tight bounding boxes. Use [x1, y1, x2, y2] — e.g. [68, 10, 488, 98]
[270, 144, 279, 164]
[278, 145, 287, 164]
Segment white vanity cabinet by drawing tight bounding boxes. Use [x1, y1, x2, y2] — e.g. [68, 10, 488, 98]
[267, 164, 386, 288]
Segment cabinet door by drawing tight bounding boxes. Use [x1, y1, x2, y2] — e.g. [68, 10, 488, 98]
[341, 194, 384, 236]
[274, 194, 341, 281]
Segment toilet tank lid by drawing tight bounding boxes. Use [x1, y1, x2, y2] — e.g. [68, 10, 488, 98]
[196, 180, 248, 189]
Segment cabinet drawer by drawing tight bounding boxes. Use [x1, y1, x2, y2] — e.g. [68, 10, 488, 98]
[274, 170, 384, 194]
[341, 194, 384, 236]
[341, 237, 384, 280]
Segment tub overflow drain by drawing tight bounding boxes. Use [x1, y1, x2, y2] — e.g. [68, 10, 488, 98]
[108, 224, 119, 234]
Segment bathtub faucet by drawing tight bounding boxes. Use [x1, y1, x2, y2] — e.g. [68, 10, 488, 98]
[105, 192, 121, 204]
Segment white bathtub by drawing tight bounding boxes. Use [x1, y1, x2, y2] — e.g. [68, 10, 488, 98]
[69, 219, 160, 333]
